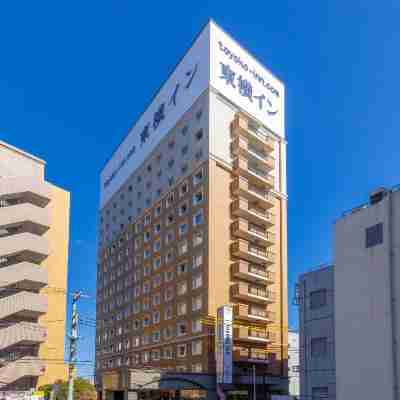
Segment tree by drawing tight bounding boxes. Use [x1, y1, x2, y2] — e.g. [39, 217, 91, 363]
[39, 378, 96, 400]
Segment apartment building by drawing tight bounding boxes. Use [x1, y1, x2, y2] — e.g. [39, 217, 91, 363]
[288, 330, 299, 398]
[0, 141, 69, 392]
[297, 266, 336, 400]
[96, 20, 288, 399]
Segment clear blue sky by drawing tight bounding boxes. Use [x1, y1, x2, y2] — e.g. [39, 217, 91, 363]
[1, 0, 399, 378]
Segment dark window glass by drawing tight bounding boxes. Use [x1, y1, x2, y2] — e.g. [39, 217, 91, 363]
[310, 289, 327, 309]
[366, 223, 383, 248]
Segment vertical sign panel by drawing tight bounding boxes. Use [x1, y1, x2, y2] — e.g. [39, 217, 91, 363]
[216, 305, 233, 384]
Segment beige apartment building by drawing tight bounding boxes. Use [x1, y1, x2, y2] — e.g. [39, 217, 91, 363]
[96, 21, 288, 400]
[0, 141, 69, 392]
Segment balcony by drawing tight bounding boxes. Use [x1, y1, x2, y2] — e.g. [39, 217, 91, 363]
[231, 197, 275, 227]
[231, 282, 275, 304]
[0, 232, 50, 263]
[233, 157, 274, 189]
[231, 219, 275, 247]
[233, 304, 275, 323]
[230, 178, 275, 210]
[233, 347, 269, 364]
[0, 262, 48, 291]
[0, 291, 48, 320]
[234, 326, 276, 343]
[0, 356, 46, 386]
[232, 261, 275, 284]
[231, 137, 275, 170]
[231, 239, 275, 265]
[0, 322, 47, 351]
[0, 177, 51, 208]
[231, 115, 275, 153]
[0, 203, 50, 235]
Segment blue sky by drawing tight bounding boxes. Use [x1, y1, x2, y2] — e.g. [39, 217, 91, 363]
[1, 0, 399, 378]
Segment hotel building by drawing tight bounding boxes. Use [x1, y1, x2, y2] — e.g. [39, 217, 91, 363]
[96, 21, 288, 399]
[0, 141, 69, 392]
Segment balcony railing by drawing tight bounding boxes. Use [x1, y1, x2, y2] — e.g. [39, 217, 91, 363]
[230, 178, 275, 209]
[231, 239, 275, 265]
[231, 282, 275, 304]
[233, 158, 274, 188]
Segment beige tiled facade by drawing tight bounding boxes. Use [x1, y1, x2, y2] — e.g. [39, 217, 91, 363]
[0, 141, 69, 392]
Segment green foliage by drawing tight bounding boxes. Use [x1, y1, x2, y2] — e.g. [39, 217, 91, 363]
[39, 377, 96, 400]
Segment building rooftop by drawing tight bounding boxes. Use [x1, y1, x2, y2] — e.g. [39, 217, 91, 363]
[0, 140, 46, 166]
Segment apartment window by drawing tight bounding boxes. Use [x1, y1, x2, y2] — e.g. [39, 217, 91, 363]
[191, 340, 202, 356]
[192, 318, 202, 333]
[179, 222, 188, 236]
[163, 346, 173, 359]
[166, 193, 174, 208]
[143, 316, 151, 328]
[166, 213, 174, 226]
[152, 331, 161, 343]
[143, 265, 151, 277]
[165, 287, 174, 302]
[366, 223, 383, 248]
[165, 270, 174, 282]
[179, 201, 189, 216]
[155, 205, 162, 217]
[142, 351, 150, 363]
[177, 281, 188, 296]
[153, 293, 161, 306]
[193, 231, 203, 247]
[164, 306, 173, 320]
[181, 163, 188, 174]
[153, 311, 161, 324]
[165, 230, 175, 244]
[154, 223, 161, 235]
[178, 240, 188, 256]
[153, 257, 162, 271]
[195, 149, 203, 161]
[311, 337, 328, 358]
[165, 249, 174, 264]
[144, 231, 151, 243]
[181, 125, 188, 136]
[177, 261, 188, 275]
[168, 159, 175, 169]
[195, 129, 203, 141]
[192, 274, 202, 289]
[143, 298, 150, 311]
[177, 301, 187, 316]
[134, 286, 141, 298]
[133, 320, 141, 330]
[193, 188, 204, 206]
[144, 249, 151, 259]
[157, 169, 162, 178]
[310, 289, 327, 309]
[193, 168, 204, 185]
[193, 209, 204, 226]
[177, 343, 187, 357]
[192, 363, 202, 373]
[181, 145, 189, 156]
[147, 164, 152, 173]
[177, 322, 187, 337]
[152, 274, 162, 288]
[144, 214, 151, 225]
[312, 387, 328, 399]
[193, 252, 203, 269]
[143, 282, 150, 294]
[153, 239, 162, 253]
[152, 349, 160, 360]
[132, 336, 140, 347]
[192, 295, 202, 312]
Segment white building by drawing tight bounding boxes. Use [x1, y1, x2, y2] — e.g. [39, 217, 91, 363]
[288, 330, 299, 397]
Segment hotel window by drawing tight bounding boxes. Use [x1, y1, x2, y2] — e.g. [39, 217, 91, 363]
[152, 349, 160, 360]
[153, 311, 161, 324]
[165, 249, 174, 264]
[168, 176, 175, 187]
[163, 347, 173, 359]
[144, 231, 151, 243]
[312, 387, 328, 399]
[177, 281, 188, 296]
[133, 320, 140, 330]
[132, 336, 140, 347]
[195, 149, 203, 161]
[152, 274, 162, 288]
[135, 254, 141, 265]
[153, 293, 161, 306]
[132, 302, 141, 314]
[192, 363, 202, 373]
[179, 201, 189, 216]
[193, 188, 204, 206]
[191, 340, 202, 356]
[193, 168, 204, 185]
[179, 223, 188, 236]
[134, 286, 141, 298]
[154, 223, 161, 235]
[366, 223, 383, 248]
[177, 261, 188, 275]
[177, 322, 187, 337]
[310, 289, 327, 309]
[166, 213, 174, 226]
[153, 239, 162, 253]
[177, 343, 187, 357]
[143, 265, 151, 277]
[143, 282, 150, 294]
[142, 351, 150, 363]
[143, 316, 151, 328]
[177, 301, 187, 316]
[192, 274, 202, 289]
[147, 164, 152, 173]
[193, 209, 204, 226]
[195, 129, 203, 141]
[144, 214, 151, 226]
[153, 257, 162, 271]
[135, 237, 142, 249]
[181, 145, 189, 156]
[192, 318, 202, 333]
[143, 298, 150, 311]
[164, 306, 173, 321]
[166, 192, 174, 208]
[311, 337, 328, 358]
[193, 252, 203, 269]
[164, 287, 174, 302]
[192, 295, 202, 312]
[144, 249, 151, 259]
[178, 240, 188, 256]
[164, 270, 174, 282]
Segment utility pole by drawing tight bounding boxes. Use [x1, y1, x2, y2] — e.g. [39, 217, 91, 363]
[67, 291, 85, 400]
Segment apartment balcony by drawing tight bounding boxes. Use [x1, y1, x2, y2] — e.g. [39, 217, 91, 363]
[231, 197, 275, 227]
[0, 291, 48, 320]
[231, 282, 275, 304]
[234, 326, 276, 343]
[231, 115, 275, 153]
[231, 218, 275, 247]
[233, 157, 274, 189]
[0, 232, 50, 263]
[0, 177, 51, 208]
[0, 322, 47, 351]
[230, 178, 275, 210]
[233, 347, 269, 364]
[233, 304, 275, 323]
[231, 137, 275, 170]
[0, 356, 46, 386]
[231, 239, 275, 265]
[0, 203, 50, 236]
[231, 261, 275, 285]
[0, 263, 48, 291]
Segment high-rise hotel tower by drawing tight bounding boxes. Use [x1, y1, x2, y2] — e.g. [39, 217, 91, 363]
[96, 21, 288, 399]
